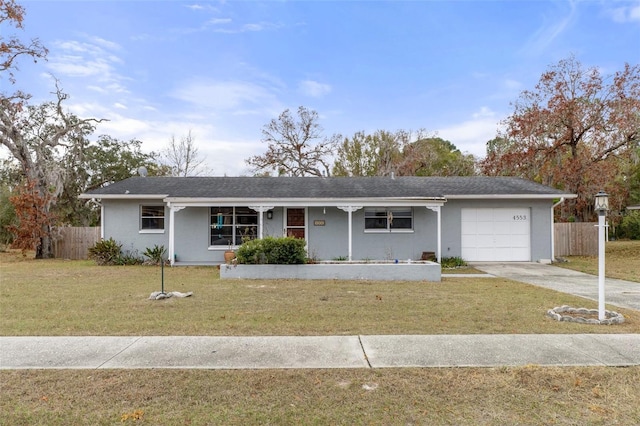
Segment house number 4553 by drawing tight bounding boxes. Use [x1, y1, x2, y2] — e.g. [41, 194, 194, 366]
[513, 215, 527, 221]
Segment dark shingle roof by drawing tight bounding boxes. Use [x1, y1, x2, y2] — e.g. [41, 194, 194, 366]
[82, 176, 572, 199]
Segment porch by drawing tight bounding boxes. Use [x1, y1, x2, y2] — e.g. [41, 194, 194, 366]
[166, 199, 445, 266]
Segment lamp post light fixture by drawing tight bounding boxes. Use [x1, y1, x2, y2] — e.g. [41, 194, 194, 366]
[595, 191, 609, 321]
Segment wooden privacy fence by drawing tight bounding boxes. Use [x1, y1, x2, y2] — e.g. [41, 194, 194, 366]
[554, 222, 598, 257]
[52, 227, 100, 260]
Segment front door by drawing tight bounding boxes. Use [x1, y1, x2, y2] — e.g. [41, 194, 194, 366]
[285, 208, 306, 239]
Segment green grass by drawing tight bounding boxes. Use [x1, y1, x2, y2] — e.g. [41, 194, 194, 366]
[2, 253, 639, 336]
[555, 240, 640, 282]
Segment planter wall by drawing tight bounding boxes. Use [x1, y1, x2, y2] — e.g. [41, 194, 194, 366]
[220, 262, 441, 282]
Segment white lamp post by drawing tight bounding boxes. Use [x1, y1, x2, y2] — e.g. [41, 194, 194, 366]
[594, 191, 609, 321]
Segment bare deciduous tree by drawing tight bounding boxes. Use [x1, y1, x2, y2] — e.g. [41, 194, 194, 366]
[0, 0, 47, 85]
[161, 130, 210, 176]
[247, 106, 340, 177]
[1, 82, 105, 258]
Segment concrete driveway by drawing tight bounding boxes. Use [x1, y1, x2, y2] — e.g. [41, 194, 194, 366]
[472, 262, 640, 312]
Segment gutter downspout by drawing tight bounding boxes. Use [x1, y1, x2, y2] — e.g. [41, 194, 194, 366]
[551, 197, 565, 261]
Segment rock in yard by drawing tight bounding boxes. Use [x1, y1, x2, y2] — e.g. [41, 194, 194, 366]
[148, 291, 193, 300]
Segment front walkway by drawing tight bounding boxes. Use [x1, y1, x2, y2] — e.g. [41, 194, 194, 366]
[472, 262, 640, 311]
[1, 335, 638, 369]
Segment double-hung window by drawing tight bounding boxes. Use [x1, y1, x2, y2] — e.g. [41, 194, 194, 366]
[210, 207, 258, 246]
[364, 207, 413, 232]
[140, 205, 165, 232]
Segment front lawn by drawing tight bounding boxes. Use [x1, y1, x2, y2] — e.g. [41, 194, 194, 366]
[2, 252, 638, 336]
[2, 252, 639, 425]
[2, 367, 639, 425]
[555, 240, 640, 282]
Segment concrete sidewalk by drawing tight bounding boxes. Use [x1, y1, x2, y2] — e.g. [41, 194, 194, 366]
[1, 334, 639, 370]
[472, 262, 640, 311]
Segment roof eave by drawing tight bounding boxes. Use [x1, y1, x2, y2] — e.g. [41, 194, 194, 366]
[444, 194, 577, 200]
[79, 193, 169, 200]
[165, 197, 447, 207]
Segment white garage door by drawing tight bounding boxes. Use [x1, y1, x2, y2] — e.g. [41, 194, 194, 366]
[461, 208, 531, 261]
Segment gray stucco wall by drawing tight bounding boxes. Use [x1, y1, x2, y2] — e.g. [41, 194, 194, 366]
[254, 206, 436, 261]
[312, 207, 437, 261]
[441, 199, 553, 262]
[173, 207, 214, 263]
[102, 199, 553, 264]
[102, 199, 169, 257]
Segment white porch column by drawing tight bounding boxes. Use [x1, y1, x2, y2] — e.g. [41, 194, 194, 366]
[248, 205, 274, 239]
[426, 206, 442, 263]
[337, 205, 363, 261]
[168, 205, 185, 266]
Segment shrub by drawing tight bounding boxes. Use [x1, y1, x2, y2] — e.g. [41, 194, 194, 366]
[440, 256, 467, 268]
[118, 249, 143, 265]
[236, 236, 307, 264]
[143, 244, 166, 265]
[88, 238, 122, 265]
[617, 211, 640, 240]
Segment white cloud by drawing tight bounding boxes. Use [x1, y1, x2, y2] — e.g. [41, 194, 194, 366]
[209, 21, 282, 34]
[48, 56, 110, 78]
[243, 23, 264, 32]
[98, 117, 152, 138]
[471, 106, 495, 119]
[47, 38, 129, 94]
[171, 79, 281, 112]
[504, 79, 522, 90]
[93, 115, 259, 176]
[298, 80, 332, 98]
[436, 107, 504, 157]
[521, 0, 577, 55]
[607, 1, 640, 23]
[88, 36, 122, 52]
[185, 3, 219, 12]
[208, 18, 232, 25]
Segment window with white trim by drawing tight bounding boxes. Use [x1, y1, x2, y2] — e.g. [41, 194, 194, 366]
[140, 205, 165, 230]
[210, 207, 258, 246]
[364, 207, 413, 231]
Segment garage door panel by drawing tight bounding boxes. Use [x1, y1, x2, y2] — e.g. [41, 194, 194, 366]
[462, 247, 478, 259]
[493, 248, 511, 259]
[511, 221, 530, 234]
[493, 223, 512, 235]
[460, 208, 531, 262]
[476, 235, 494, 246]
[510, 234, 530, 248]
[494, 235, 514, 247]
[461, 221, 477, 234]
[476, 248, 495, 261]
[476, 209, 494, 221]
[461, 234, 477, 247]
[511, 248, 530, 259]
[495, 208, 528, 221]
[478, 227, 494, 235]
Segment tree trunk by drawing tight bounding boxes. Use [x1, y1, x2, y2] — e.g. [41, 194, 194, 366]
[35, 226, 54, 259]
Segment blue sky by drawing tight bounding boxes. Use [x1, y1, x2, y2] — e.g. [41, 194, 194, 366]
[8, 0, 640, 175]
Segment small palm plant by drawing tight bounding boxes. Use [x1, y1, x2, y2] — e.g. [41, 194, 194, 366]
[143, 244, 166, 265]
